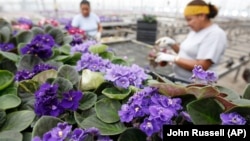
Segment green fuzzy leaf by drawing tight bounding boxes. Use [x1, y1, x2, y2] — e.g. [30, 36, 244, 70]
[95, 98, 121, 123]
[243, 84, 250, 100]
[0, 50, 19, 62]
[111, 58, 129, 66]
[88, 44, 108, 54]
[0, 109, 6, 128]
[0, 94, 21, 110]
[18, 80, 39, 94]
[80, 70, 104, 91]
[63, 36, 73, 45]
[44, 24, 54, 33]
[16, 31, 33, 44]
[0, 130, 23, 141]
[18, 55, 43, 71]
[59, 44, 71, 55]
[48, 28, 64, 45]
[74, 108, 96, 126]
[152, 83, 187, 97]
[52, 77, 73, 94]
[118, 128, 147, 141]
[186, 85, 220, 99]
[232, 99, 250, 106]
[22, 132, 32, 141]
[80, 115, 126, 136]
[187, 98, 223, 125]
[31, 116, 62, 138]
[31, 27, 45, 36]
[32, 69, 58, 84]
[1, 110, 35, 132]
[215, 85, 240, 101]
[79, 92, 97, 111]
[63, 53, 82, 65]
[99, 51, 114, 60]
[58, 65, 79, 85]
[0, 59, 17, 74]
[0, 26, 11, 43]
[102, 87, 131, 100]
[0, 70, 14, 91]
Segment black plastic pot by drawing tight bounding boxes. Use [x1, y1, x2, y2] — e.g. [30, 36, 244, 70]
[136, 20, 157, 45]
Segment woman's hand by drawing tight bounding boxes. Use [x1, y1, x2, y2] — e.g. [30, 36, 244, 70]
[95, 32, 101, 42]
[155, 52, 177, 63]
[155, 37, 176, 48]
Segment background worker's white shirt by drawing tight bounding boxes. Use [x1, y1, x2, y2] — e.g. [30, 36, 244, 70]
[173, 24, 228, 81]
[71, 12, 100, 36]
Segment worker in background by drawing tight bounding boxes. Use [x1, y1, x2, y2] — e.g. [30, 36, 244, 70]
[155, 0, 228, 82]
[71, 0, 102, 41]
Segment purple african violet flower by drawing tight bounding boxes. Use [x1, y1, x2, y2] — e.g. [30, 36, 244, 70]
[118, 104, 135, 123]
[140, 118, 161, 137]
[15, 63, 56, 82]
[17, 17, 33, 26]
[148, 105, 175, 123]
[70, 128, 86, 141]
[206, 71, 218, 83]
[97, 136, 113, 141]
[192, 65, 207, 80]
[180, 111, 192, 122]
[105, 64, 147, 89]
[31, 137, 41, 141]
[71, 40, 97, 54]
[119, 86, 183, 137]
[32, 34, 55, 47]
[220, 112, 246, 125]
[32, 63, 57, 74]
[85, 127, 100, 136]
[115, 77, 130, 89]
[76, 53, 111, 72]
[70, 34, 83, 46]
[21, 41, 53, 59]
[60, 90, 83, 111]
[15, 70, 35, 81]
[191, 65, 218, 84]
[34, 83, 63, 117]
[0, 43, 15, 52]
[43, 122, 72, 141]
[21, 34, 55, 59]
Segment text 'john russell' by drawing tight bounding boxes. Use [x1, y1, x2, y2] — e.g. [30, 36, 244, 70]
[166, 129, 224, 136]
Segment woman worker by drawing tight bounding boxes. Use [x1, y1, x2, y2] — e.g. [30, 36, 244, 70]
[155, 0, 228, 82]
[71, 0, 102, 41]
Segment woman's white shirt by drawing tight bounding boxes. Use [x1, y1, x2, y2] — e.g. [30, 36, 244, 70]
[173, 24, 228, 81]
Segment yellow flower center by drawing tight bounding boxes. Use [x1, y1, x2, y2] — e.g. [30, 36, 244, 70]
[58, 131, 63, 138]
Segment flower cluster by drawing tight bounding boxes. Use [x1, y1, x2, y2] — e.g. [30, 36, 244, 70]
[70, 34, 84, 46]
[71, 40, 97, 54]
[220, 112, 246, 125]
[191, 65, 218, 84]
[15, 63, 57, 81]
[32, 122, 112, 141]
[17, 17, 33, 27]
[21, 34, 55, 59]
[68, 27, 85, 35]
[105, 64, 148, 89]
[119, 87, 182, 136]
[76, 53, 111, 73]
[34, 83, 83, 117]
[0, 43, 15, 52]
[38, 19, 59, 27]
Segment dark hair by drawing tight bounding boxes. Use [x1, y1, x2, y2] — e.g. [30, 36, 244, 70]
[187, 0, 218, 19]
[80, 0, 90, 7]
